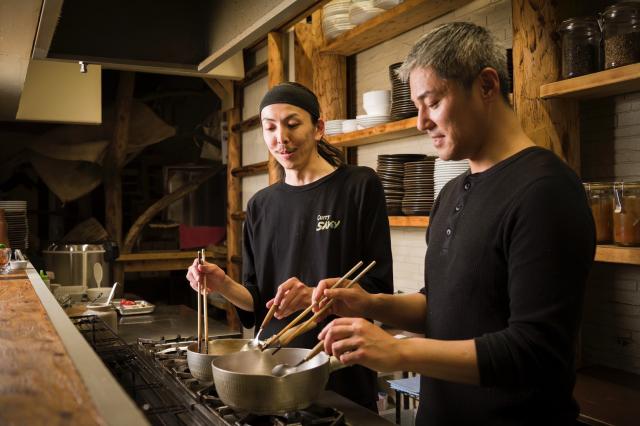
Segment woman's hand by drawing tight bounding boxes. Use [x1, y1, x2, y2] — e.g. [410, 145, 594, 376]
[319, 317, 402, 372]
[311, 278, 374, 321]
[267, 277, 313, 319]
[186, 258, 227, 294]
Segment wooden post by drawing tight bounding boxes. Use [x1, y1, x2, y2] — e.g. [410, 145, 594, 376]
[294, 18, 314, 89]
[267, 31, 286, 184]
[311, 10, 347, 121]
[512, 0, 580, 172]
[104, 71, 134, 287]
[226, 91, 243, 331]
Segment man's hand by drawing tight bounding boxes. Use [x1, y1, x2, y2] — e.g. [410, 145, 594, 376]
[318, 317, 402, 372]
[267, 277, 313, 319]
[311, 278, 374, 321]
[186, 258, 227, 294]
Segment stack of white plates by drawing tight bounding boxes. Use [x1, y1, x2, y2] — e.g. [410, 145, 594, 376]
[356, 114, 391, 129]
[325, 120, 345, 135]
[323, 0, 355, 41]
[349, 1, 385, 25]
[434, 159, 470, 198]
[0, 201, 29, 250]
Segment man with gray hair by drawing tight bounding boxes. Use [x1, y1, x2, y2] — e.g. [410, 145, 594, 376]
[312, 22, 595, 424]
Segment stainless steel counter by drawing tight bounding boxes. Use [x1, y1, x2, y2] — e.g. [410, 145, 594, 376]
[116, 304, 241, 344]
[318, 391, 395, 426]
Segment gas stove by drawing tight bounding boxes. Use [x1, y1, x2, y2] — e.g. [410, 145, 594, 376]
[72, 315, 346, 426]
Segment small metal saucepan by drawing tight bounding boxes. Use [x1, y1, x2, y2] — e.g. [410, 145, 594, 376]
[211, 347, 347, 415]
[186, 338, 253, 382]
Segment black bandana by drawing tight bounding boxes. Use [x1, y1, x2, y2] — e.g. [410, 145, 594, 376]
[259, 83, 320, 121]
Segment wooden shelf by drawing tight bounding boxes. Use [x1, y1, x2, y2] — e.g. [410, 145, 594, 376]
[321, 0, 472, 56]
[116, 249, 225, 272]
[231, 161, 268, 178]
[595, 245, 640, 266]
[540, 63, 640, 100]
[326, 117, 421, 147]
[388, 216, 429, 228]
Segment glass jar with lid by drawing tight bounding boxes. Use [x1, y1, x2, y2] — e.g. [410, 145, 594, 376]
[602, 2, 640, 69]
[584, 182, 614, 243]
[559, 17, 602, 79]
[613, 181, 640, 246]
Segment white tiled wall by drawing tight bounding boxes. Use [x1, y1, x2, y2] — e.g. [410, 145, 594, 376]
[580, 92, 640, 374]
[354, 0, 513, 293]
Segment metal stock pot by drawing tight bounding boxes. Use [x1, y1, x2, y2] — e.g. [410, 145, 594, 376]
[211, 347, 346, 414]
[186, 338, 252, 382]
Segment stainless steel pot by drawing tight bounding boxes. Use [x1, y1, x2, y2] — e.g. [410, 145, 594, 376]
[186, 338, 252, 382]
[211, 347, 346, 414]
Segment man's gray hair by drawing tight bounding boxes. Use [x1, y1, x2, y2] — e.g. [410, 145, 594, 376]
[397, 22, 510, 102]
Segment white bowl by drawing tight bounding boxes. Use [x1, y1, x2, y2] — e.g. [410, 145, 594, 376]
[10, 260, 28, 270]
[86, 287, 111, 302]
[342, 119, 358, 132]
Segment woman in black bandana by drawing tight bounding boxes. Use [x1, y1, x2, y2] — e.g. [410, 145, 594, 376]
[186, 82, 394, 410]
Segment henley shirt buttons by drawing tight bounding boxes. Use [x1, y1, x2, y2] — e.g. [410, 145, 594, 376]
[464, 182, 471, 190]
[455, 204, 462, 212]
[446, 228, 452, 236]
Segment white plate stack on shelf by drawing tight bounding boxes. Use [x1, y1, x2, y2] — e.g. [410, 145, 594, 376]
[434, 159, 470, 198]
[349, 1, 385, 25]
[322, 0, 355, 41]
[402, 158, 436, 215]
[377, 154, 427, 215]
[342, 119, 358, 133]
[325, 120, 345, 136]
[0, 201, 29, 250]
[357, 90, 391, 129]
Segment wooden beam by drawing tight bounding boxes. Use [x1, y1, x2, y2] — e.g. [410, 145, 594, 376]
[122, 165, 223, 253]
[104, 72, 135, 247]
[226, 104, 242, 284]
[203, 78, 234, 110]
[238, 62, 268, 88]
[293, 17, 315, 90]
[312, 10, 347, 122]
[267, 31, 287, 184]
[231, 161, 268, 178]
[231, 211, 246, 221]
[513, 0, 580, 172]
[231, 114, 260, 133]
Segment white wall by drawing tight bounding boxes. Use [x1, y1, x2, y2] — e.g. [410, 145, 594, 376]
[354, 0, 513, 293]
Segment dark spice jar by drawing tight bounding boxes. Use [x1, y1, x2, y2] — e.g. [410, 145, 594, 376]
[559, 17, 602, 79]
[613, 182, 640, 246]
[584, 182, 614, 243]
[602, 2, 640, 69]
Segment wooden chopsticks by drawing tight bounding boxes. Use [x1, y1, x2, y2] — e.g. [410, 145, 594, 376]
[196, 249, 209, 354]
[262, 260, 376, 350]
[261, 260, 363, 350]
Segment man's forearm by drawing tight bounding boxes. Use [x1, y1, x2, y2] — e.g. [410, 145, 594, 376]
[396, 337, 480, 385]
[367, 292, 427, 333]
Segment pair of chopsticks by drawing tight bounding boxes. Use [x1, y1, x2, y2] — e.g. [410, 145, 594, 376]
[261, 260, 376, 351]
[196, 249, 209, 354]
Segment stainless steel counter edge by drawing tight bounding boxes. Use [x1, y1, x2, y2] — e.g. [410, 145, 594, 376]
[27, 267, 149, 426]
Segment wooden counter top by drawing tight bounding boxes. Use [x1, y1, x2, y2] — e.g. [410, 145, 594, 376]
[0, 268, 148, 426]
[0, 272, 105, 425]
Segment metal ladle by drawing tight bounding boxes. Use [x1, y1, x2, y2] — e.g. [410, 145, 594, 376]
[271, 340, 324, 377]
